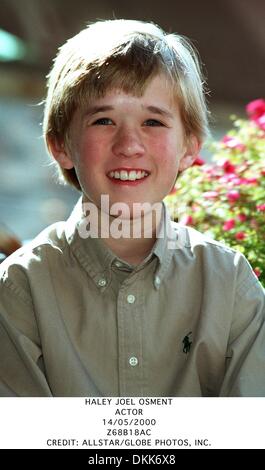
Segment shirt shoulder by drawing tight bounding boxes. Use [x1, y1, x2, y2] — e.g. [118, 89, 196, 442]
[174, 222, 236, 252]
[172, 222, 260, 289]
[0, 221, 68, 301]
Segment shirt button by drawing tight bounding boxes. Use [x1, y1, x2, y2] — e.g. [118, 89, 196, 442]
[98, 278, 107, 287]
[154, 275, 161, 286]
[127, 294, 136, 304]
[129, 356, 138, 367]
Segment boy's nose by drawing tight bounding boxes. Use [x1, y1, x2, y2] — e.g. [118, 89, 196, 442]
[112, 127, 145, 158]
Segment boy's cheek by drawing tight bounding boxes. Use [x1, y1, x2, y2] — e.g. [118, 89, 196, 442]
[157, 151, 180, 172]
[79, 139, 105, 161]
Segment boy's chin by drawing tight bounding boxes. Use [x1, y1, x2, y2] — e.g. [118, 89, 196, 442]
[106, 203, 163, 222]
[102, 209, 146, 222]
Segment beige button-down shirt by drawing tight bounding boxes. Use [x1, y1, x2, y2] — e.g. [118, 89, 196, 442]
[0, 199, 264, 397]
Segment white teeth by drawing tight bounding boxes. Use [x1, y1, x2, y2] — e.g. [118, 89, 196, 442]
[109, 170, 149, 181]
[128, 171, 137, 180]
[120, 170, 127, 181]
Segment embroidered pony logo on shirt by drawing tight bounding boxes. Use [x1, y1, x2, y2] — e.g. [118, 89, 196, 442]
[182, 332, 192, 354]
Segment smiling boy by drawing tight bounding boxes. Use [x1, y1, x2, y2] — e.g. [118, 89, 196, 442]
[50, 73, 198, 264]
[0, 19, 264, 397]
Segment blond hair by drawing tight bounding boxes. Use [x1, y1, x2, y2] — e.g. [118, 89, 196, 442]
[43, 19, 210, 190]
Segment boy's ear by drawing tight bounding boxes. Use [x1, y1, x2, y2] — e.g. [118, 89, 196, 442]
[47, 136, 74, 170]
[179, 135, 201, 172]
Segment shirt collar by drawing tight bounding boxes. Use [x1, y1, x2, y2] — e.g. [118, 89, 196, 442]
[65, 197, 189, 291]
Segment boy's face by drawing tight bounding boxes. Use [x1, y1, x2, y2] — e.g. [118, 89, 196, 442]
[52, 74, 199, 218]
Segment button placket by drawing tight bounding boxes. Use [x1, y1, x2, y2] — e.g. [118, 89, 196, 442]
[117, 279, 144, 395]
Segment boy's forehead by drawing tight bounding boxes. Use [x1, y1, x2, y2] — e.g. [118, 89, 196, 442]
[79, 75, 178, 116]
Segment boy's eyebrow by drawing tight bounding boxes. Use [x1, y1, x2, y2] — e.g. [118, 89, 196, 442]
[83, 105, 114, 118]
[82, 105, 174, 119]
[143, 105, 174, 119]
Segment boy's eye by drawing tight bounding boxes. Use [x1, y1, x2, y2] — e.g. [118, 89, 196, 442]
[92, 117, 113, 125]
[144, 119, 164, 127]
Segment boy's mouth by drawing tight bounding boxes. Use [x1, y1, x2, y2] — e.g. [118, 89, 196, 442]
[107, 168, 150, 182]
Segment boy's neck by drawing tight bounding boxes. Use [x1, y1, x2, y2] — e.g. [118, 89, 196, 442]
[102, 230, 157, 266]
[81, 199, 163, 266]
[102, 210, 161, 266]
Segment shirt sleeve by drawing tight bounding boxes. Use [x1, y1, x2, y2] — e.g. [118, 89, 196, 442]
[219, 255, 265, 397]
[0, 274, 52, 397]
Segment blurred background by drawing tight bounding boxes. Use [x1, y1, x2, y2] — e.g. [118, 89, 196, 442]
[0, 0, 264, 246]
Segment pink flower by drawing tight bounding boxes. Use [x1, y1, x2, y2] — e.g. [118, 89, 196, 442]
[254, 268, 261, 278]
[227, 190, 240, 202]
[202, 166, 220, 179]
[191, 204, 200, 213]
[245, 177, 258, 185]
[235, 231, 246, 241]
[222, 135, 246, 151]
[246, 99, 265, 120]
[257, 204, 265, 212]
[223, 219, 235, 231]
[203, 191, 219, 199]
[222, 160, 237, 174]
[254, 114, 265, 131]
[234, 178, 248, 185]
[219, 174, 245, 185]
[179, 215, 193, 226]
[237, 213, 247, 222]
[192, 156, 205, 166]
